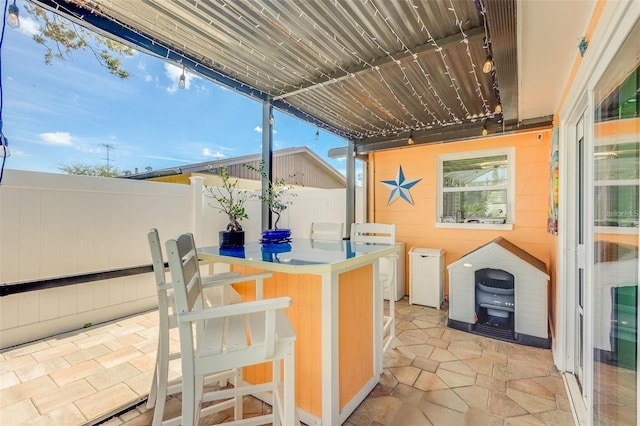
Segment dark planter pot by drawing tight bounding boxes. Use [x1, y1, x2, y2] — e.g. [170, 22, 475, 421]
[219, 246, 245, 258]
[219, 230, 245, 247]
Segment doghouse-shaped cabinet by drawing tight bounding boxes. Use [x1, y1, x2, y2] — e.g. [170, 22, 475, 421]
[447, 237, 551, 348]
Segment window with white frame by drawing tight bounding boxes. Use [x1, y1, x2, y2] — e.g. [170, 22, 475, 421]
[593, 65, 639, 233]
[593, 140, 639, 232]
[437, 148, 515, 227]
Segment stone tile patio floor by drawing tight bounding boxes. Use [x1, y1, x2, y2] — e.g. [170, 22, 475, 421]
[0, 298, 576, 425]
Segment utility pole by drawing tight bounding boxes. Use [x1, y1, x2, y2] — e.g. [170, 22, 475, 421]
[101, 143, 115, 171]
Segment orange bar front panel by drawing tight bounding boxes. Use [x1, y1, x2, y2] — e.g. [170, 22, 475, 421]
[338, 265, 374, 409]
[232, 266, 323, 417]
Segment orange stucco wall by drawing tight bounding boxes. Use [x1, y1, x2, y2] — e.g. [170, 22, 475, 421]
[369, 129, 555, 302]
[545, 0, 608, 338]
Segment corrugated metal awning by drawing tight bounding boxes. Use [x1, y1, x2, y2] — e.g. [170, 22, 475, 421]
[32, 0, 544, 152]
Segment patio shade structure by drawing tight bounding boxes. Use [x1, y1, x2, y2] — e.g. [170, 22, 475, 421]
[28, 0, 566, 229]
[29, 0, 542, 151]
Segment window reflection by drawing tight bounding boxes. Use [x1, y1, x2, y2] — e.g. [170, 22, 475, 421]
[592, 24, 638, 425]
[594, 142, 639, 229]
[439, 151, 511, 223]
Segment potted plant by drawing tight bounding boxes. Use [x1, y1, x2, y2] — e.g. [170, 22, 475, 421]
[244, 161, 299, 240]
[204, 164, 249, 247]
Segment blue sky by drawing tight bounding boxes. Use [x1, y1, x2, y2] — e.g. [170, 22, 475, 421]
[1, 3, 348, 176]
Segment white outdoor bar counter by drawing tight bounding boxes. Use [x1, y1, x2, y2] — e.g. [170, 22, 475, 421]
[198, 238, 397, 426]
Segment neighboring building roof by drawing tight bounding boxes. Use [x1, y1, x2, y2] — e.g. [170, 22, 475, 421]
[120, 146, 346, 189]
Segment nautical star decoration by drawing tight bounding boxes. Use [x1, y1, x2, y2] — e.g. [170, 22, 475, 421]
[380, 165, 422, 205]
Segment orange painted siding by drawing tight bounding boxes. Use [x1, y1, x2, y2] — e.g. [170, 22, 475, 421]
[230, 264, 375, 416]
[595, 117, 640, 138]
[369, 130, 555, 299]
[231, 266, 323, 416]
[546, 0, 612, 341]
[338, 265, 373, 409]
[147, 174, 191, 184]
[554, 0, 606, 122]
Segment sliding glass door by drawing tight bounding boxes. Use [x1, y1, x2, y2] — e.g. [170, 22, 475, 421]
[591, 20, 639, 425]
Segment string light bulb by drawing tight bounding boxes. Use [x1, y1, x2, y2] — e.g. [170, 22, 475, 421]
[481, 122, 488, 136]
[314, 127, 319, 141]
[494, 103, 502, 114]
[8, 1, 20, 29]
[0, 134, 10, 158]
[407, 131, 415, 145]
[178, 65, 186, 89]
[482, 56, 493, 74]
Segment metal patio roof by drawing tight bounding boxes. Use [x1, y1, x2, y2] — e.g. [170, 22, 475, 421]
[31, 0, 567, 153]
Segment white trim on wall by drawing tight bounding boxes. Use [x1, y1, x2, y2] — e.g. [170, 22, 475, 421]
[557, 0, 639, 371]
[557, 2, 640, 425]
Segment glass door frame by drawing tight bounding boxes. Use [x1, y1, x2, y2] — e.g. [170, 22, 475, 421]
[558, 4, 639, 425]
[575, 111, 593, 403]
[560, 99, 594, 424]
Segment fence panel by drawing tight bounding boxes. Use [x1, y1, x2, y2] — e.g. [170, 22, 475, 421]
[0, 170, 357, 348]
[0, 170, 193, 348]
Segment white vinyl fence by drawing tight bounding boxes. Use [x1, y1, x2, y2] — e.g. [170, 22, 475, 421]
[0, 170, 355, 348]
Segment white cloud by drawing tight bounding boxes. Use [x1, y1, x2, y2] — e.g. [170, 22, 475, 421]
[202, 148, 225, 158]
[138, 61, 155, 83]
[194, 83, 210, 95]
[40, 132, 73, 146]
[253, 125, 277, 134]
[6, 147, 24, 157]
[17, 15, 39, 37]
[143, 155, 193, 163]
[75, 144, 101, 154]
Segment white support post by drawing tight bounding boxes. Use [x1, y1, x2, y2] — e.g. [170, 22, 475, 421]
[321, 271, 340, 425]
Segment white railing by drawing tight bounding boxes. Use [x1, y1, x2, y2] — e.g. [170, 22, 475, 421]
[0, 170, 355, 348]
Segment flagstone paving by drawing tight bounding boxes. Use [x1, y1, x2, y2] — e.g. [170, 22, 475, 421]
[0, 298, 575, 425]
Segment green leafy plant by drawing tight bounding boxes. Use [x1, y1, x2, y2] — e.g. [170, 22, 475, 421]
[27, 4, 133, 79]
[204, 165, 249, 232]
[59, 163, 120, 177]
[244, 161, 300, 229]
